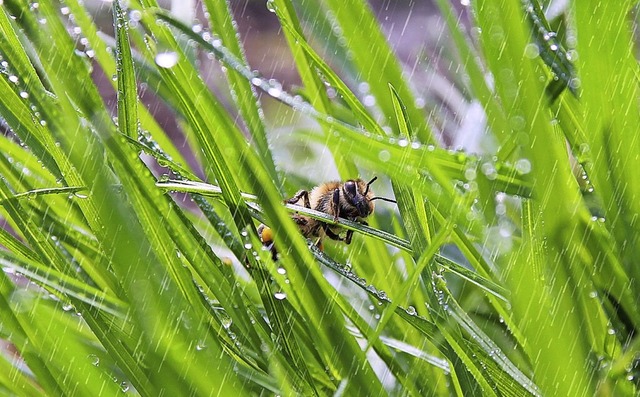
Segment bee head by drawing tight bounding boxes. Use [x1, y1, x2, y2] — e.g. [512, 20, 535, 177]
[342, 179, 374, 217]
[342, 177, 396, 218]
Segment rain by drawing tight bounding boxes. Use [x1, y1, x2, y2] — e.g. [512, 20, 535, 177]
[0, 0, 638, 395]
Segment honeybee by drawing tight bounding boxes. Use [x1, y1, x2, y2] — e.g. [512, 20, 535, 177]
[259, 176, 395, 257]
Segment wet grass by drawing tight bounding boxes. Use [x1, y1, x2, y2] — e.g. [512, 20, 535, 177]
[0, 0, 638, 395]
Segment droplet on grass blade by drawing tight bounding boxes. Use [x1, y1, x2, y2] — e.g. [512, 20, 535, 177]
[155, 51, 179, 68]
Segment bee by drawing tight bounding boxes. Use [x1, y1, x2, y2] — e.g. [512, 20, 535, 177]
[259, 176, 396, 257]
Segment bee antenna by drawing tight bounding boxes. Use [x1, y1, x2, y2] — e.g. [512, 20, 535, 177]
[364, 176, 378, 196]
[370, 196, 397, 204]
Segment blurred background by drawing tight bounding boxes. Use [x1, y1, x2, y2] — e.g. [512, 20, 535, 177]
[84, 0, 492, 184]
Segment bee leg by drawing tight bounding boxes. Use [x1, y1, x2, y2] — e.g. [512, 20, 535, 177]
[322, 224, 344, 241]
[286, 190, 311, 208]
[331, 188, 341, 223]
[345, 230, 353, 245]
[344, 220, 366, 245]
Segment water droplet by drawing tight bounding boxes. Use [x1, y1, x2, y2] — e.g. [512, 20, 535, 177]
[88, 354, 100, 366]
[378, 150, 391, 162]
[130, 9, 142, 21]
[274, 291, 287, 300]
[481, 162, 497, 180]
[267, 85, 282, 98]
[405, 306, 416, 315]
[569, 77, 581, 90]
[524, 43, 539, 59]
[266, 0, 276, 13]
[464, 168, 477, 181]
[363, 95, 375, 106]
[155, 51, 179, 68]
[514, 158, 531, 174]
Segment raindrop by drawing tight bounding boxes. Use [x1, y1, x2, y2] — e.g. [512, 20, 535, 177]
[251, 77, 262, 86]
[378, 150, 391, 162]
[221, 316, 232, 329]
[195, 341, 207, 351]
[277, 267, 286, 275]
[19, 91, 29, 99]
[509, 115, 525, 131]
[464, 168, 477, 181]
[362, 95, 375, 106]
[266, 0, 276, 13]
[405, 306, 416, 315]
[88, 354, 100, 366]
[243, 242, 252, 250]
[568, 78, 581, 90]
[274, 292, 287, 300]
[524, 43, 539, 59]
[398, 138, 409, 148]
[514, 158, 532, 174]
[155, 51, 179, 68]
[267, 85, 282, 98]
[8, 75, 18, 83]
[130, 9, 142, 21]
[481, 162, 497, 180]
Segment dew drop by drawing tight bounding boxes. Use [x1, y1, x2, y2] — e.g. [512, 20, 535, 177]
[524, 43, 539, 59]
[155, 51, 179, 68]
[274, 291, 287, 300]
[514, 158, 532, 174]
[88, 354, 100, 366]
[378, 150, 391, 162]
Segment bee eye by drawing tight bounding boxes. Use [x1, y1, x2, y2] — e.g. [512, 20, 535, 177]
[344, 181, 357, 197]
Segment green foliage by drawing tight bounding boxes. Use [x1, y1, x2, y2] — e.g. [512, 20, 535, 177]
[0, 0, 637, 395]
